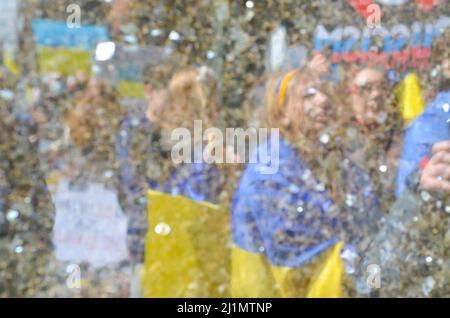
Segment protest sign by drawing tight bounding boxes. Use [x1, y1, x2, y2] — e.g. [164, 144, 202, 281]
[52, 180, 128, 268]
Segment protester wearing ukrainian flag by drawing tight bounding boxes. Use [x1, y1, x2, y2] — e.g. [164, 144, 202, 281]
[231, 64, 382, 298]
[139, 66, 230, 298]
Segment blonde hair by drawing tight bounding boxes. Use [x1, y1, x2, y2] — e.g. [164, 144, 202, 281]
[262, 69, 347, 157]
[162, 66, 218, 131]
[261, 69, 319, 141]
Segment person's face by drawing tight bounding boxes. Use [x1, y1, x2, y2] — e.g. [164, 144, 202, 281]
[146, 85, 168, 121]
[350, 68, 387, 127]
[288, 77, 331, 134]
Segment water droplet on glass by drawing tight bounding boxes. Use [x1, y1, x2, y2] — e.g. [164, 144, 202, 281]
[151, 29, 163, 37]
[435, 200, 442, 209]
[288, 184, 300, 193]
[442, 103, 450, 112]
[104, 170, 114, 178]
[0, 89, 14, 101]
[430, 67, 439, 78]
[131, 118, 140, 127]
[345, 194, 355, 207]
[206, 50, 215, 60]
[315, 183, 325, 192]
[340, 246, 359, 274]
[28, 135, 38, 143]
[92, 65, 101, 74]
[95, 41, 116, 61]
[425, 256, 433, 263]
[420, 191, 431, 202]
[379, 165, 387, 173]
[297, 206, 304, 213]
[377, 111, 387, 124]
[169, 31, 181, 41]
[259, 246, 265, 253]
[124, 34, 137, 44]
[154, 222, 171, 236]
[301, 169, 312, 181]
[245, 1, 254, 9]
[445, 206, 450, 214]
[320, 133, 330, 145]
[217, 285, 226, 294]
[15, 246, 24, 254]
[6, 210, 19, 221]
[422, 276, 435, 296]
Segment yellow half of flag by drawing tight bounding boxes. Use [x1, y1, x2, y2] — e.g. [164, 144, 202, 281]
[141, 190, 231, 298]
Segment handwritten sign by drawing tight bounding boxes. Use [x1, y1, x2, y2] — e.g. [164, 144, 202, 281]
[52, 180, 128, 268]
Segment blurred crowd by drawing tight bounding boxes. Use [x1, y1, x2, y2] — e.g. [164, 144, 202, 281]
[0, 0, 449, 298]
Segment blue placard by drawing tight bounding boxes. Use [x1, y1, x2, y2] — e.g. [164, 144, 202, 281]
[32, 19, 109, 50]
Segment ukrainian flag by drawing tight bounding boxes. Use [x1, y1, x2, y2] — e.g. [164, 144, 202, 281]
[32, 19, 109, 76]
[231, 135, 346, 298]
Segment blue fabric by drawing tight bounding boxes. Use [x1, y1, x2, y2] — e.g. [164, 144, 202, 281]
[32, 19, 109, 50]
[160, 162, 221, 204]
[232, 134, 380, 268]
[116, 103, 155, 201]
[396, 91, 450, 197]
[116, 105, 221, 204]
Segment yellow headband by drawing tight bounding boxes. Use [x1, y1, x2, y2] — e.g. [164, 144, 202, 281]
[277, 70, 297, 108]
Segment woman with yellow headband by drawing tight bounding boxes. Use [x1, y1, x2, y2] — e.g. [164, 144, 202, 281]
[231, 59, 382, 298]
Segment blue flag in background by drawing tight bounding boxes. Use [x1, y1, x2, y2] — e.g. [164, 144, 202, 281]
[32, 19, 109, 50]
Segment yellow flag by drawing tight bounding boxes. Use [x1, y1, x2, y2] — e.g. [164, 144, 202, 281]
[397, 73, 425, 124]
[231, 242, 345, 298]
[3, 51, 20, 76]
[141, 190, 231, 298]
[306, 241, 345, 298]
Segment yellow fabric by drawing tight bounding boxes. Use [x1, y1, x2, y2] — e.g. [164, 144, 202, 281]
[141, 190, 231, 298]
[306, 241, 344, 298]
[231, 242, 345, 298]
[118, 80, 145, 98]
[38, 47, 92, 76]
[3, 51, 20, 76]
[231, 246, 282, 298]
[397, 72, 425, 124]
[277, 70, 297, 108]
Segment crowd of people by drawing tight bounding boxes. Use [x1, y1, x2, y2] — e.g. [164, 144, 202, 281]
[0, 1, 449, 298]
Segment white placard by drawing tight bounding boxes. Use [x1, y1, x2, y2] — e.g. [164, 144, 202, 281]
[52, 180, 129, 268]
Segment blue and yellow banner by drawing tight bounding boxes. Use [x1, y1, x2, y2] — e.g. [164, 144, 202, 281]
[32, 19, 109, 76]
